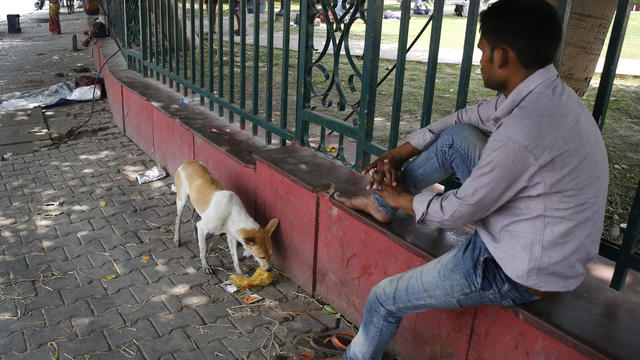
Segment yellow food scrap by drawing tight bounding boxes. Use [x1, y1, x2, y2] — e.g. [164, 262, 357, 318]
[230, 267, 274, 288]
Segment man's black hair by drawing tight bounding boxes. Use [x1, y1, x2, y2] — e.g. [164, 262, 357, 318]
[479, 0, 562, 70]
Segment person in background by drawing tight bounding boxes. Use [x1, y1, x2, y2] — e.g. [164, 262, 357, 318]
[413, 0, 430, 15]
[49, 0, 61, 34]
[207, 0, 241, 35]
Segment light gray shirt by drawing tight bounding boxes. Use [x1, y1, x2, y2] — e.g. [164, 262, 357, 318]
[407, 64, 609, 291]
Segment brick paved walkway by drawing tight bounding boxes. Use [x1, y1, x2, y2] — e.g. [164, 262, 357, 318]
[1, 8, 353, 360]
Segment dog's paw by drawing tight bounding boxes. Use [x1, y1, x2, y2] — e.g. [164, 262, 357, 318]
[202, 265, 213, 274]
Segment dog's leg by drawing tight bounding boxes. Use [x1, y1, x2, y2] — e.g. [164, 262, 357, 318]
[228, 235, 244, 275]
[197, 221, 213, 274]
[174, 197, 186, 247]
[191, 208, 199, 242]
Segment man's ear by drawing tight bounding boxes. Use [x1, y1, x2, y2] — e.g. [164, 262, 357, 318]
[493, 46, 510, 69]
[264, 218, 279, 236]
[236, 228, 256, 244]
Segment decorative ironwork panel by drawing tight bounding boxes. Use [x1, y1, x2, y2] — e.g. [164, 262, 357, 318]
[305, 0, 368, 127]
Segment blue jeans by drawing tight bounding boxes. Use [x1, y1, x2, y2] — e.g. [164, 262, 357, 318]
[345, 125, 540, 360]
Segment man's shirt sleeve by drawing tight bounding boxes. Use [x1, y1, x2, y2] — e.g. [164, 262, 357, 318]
[413, 135, 534, 228]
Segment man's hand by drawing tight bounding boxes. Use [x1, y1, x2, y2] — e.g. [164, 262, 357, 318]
[361, 142, 421, 190]
[373, 171, 416, 216]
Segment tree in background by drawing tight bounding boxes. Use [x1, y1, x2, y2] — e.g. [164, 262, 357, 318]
[551, 0, 631, 97]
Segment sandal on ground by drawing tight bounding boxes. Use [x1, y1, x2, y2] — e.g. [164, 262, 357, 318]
[272, 354, 314, 360]
[310, 332, 355, 355]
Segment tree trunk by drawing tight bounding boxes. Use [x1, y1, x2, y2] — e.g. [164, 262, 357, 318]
[549, 0, 618, 97]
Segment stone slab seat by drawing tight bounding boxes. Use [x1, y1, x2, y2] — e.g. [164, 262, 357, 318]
[254, 145, 640, 360]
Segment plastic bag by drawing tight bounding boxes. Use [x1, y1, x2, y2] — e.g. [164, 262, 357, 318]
[229, 267, 274, 288]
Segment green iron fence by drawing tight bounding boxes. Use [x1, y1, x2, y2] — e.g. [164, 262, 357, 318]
[101, 0, 638, 290]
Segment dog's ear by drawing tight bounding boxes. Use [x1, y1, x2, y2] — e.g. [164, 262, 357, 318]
[236, 228, 256, 244]
[264, 218, 279, 236]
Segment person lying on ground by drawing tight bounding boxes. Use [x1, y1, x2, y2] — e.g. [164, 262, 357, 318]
[327, 0, 609, 359]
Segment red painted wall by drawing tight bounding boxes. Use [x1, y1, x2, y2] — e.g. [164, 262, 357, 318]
[194, 135, 256, 217]
[468, 306, 589, 360]
[254, 162, 318, 294]
[151, 107, 194, 174]
[122, 92, 154, 158]
[315, 194, 474, 360]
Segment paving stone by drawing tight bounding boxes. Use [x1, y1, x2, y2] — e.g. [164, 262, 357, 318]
[2, 346, 54, 360]
[221, 326, 272, 359]
[55, 219, 93, 238]
[199, 341, 235, 358]
[104, 318, 158, 348]
[274, 314, 327, 344]
[170, 270, 215, 289]
[141, 262, 187, 284]
[112, 221, 153, 237]
[137, 329, 194, 360]
[104, 270, 148, 295]
[172, 350, 207, 360]
[41, 233, 81, 253]
[103, 230, 143, 250]
[89, 288, 138, 314]
[179, 289, 212, 308]
[24, 321, 75, 350]
[60, 281, 106, 305]
[55, 330, 110, 358]
[21, 290, 64, 316]
[183, 318, 235, 345]
[72, 308, 125, 337]
[118, 296, 168, 324]
[151, 309, 204, 336]
[229, 310, 274, 335]
[41, 272, 79, 291]
[78, 228, 116, 245]
[0, 310, 45, 337]
[130, 278, 185, 314]
[0, 255, 28, 272]
[50, 254, 93, 274]
[89, 349, 147, 360]
[152, 247, 196, 266]
[44, 299, 93, 326]
[26, 247, 67, 267]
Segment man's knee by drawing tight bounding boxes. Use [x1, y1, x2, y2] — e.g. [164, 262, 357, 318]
[368, 277, 396, 309]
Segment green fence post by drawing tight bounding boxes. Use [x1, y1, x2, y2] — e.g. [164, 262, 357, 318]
[455, 0, 480, 111]
[354, 0, 384, 170]
[592, 0, 632, 130]
[388, 0, 412, 151]
[252, 0, 261, 135]
[175, 0, 181, 92]
[265, 0, 275, 144]
[420, 0, 443, 128]
[199, 0, 205, 105]
[279, 0, 291, 146]
[240, 0, 247, 128]
[228, 0, 235, 122]
[208, 0, 214, 110]
[553, 0, 572, 69]
[609, 179, 640, 290]
[295, 0, 312, 146]
[217, 0, 223, 116]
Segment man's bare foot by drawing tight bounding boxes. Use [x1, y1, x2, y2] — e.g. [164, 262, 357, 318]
[334, 193, 391, 223]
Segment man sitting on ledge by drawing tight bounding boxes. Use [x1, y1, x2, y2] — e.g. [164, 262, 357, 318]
[330, 0, 609, 359]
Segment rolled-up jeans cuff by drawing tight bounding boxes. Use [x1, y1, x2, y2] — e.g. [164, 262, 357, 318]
[374, 193, 397, 217]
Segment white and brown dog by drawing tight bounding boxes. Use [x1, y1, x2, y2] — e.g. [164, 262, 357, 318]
[173, 160, 279, 274]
